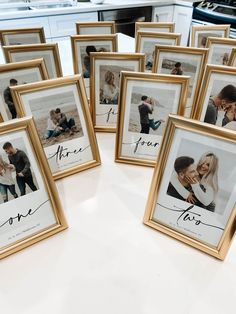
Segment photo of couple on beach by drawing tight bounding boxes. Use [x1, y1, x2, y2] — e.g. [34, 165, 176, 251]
[0, 139, 39, 204]
[128, 86, 178, 135]
[166, 139, 235, 215]
[28, 91, 84, 148]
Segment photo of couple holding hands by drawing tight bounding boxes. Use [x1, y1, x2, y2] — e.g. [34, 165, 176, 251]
[0, 141, 38, 204]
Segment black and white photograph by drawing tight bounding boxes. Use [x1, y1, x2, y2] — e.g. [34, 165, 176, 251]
[10, 77, 101, 179]
[0, 60, 48, 121]
[0, 138, 39, 204]
[144, 116, 236, 258]
[115, 72, 189, 166]
[0, 118, 67, 259]
[3, 44, 63, 79]
[153, 46, 208, 117]
[195, 66, 236, 131]
[91, 53, 145, 131]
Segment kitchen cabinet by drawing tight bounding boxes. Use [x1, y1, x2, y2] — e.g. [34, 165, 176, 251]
[0, 11, 98, 42]
[152, 4, 193, 46]
[173, 5, 193, 45]
[49, 11, 98, 39]
[0, 16, 51, 39]
[152, 5, 174, 23]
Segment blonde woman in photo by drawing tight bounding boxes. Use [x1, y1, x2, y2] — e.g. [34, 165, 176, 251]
[0, 156, 18, 203]
[170, 152, 219, 212]
[102, 70, 119, 104]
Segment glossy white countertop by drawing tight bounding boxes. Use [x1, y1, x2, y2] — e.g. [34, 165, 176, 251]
[0, 0, 195, 19]
[0, 32, 236, 314]
[0, 132, 236, 314]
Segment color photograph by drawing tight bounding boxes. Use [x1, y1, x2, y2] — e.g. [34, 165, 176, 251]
[0, 137, 39, 204]
[203, 81, 236, 130]
[0, 67, 43, 120]
[28, 91, 84, 148]
[99, 64, 134, 106]
[128, 86, 171, 135]
[144, 116, 236, 259]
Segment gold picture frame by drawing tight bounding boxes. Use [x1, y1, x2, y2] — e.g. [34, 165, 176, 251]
[193, 64, 236, 131]
[0, 27, 46, 46]
[135, 31, 181, 72]
[135, 22, 175, 38]
[143, 115, 236, 260]
[228, 48, 236, 67]
[76, 21, 115, 35]
[3, 43, 63, 79]
[115, 71, 189, 167]
[152, 45, 209, 117]
[190, 24, 230, 48]
[11, 75, 101, 180]
[71, 34, 118, 75]
[0, 59, 49, 122]
[205, 37, 236, 66]
[90, 52, 145, 132]
[0, 117, 68, 260]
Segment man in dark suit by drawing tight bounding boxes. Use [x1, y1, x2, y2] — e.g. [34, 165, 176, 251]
[138, 95, 152, 134]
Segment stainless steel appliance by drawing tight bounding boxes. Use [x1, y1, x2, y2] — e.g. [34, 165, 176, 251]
[98, 6, 152, 37]
[192, 1, 236, 38]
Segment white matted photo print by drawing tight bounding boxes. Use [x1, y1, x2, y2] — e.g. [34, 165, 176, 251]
[135, 31, 181, 72]
[0, 117, 67, 260]
[11, 75, 101, 180]
[3, 43, 63, 79]
[206, 37, 236, 65]
[0, 27, 46, 46]
[90, 52, 145, 132]
[115, 72, 189, 166]
[153, 45, 208, 117]
[190, 24, 230, 47]
[144, 115, 236, 260]
[0, 59, 48, 122]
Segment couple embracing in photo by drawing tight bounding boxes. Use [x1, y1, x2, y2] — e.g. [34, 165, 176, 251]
[138, 95, 164, 134]
[0, 142, 37, 203]
[167, 152, 219, 212]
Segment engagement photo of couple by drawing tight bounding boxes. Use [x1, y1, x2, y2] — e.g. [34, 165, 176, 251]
[138, 95, 164, 134]
[45, 107, 79, 146]
[167, 152, 218, 212]
[0, 141, 38, 204]
[204, 84, 236, 130]
[27, 91, 84, 148]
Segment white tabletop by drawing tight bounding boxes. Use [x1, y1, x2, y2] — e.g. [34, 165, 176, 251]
[0, 34, 236, 314]
[0, 132, 236, 314]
